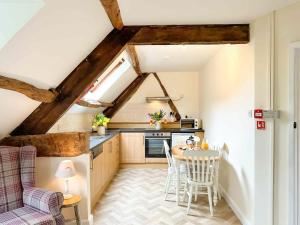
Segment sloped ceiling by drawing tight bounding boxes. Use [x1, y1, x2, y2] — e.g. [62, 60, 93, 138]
[0, 0, 113, 138]
[136, 45, 222, 72]
[119, 0, 298, 24]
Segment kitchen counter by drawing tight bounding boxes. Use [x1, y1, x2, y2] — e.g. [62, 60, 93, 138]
[89, 128, 204, 158]
[89, 130, 119, 149]
[107, 128, 205, 133]
[89, 131, 119, 158]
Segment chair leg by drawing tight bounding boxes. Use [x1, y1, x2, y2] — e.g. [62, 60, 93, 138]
[194, 186, 198, 202]
[207, 186, 213, 216]
[183, 181, 188, 202]
[165, 174, 171, 200]
[186, 185, 193, 215]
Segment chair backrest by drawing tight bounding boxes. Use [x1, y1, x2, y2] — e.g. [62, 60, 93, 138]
[183, 150, 219, 184]
[0, 146, 36, 213]
[163, 141, 174, 168]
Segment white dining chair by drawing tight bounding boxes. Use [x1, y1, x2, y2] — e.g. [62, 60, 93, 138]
[183, 150, 219, 216]
[163, 140, 186, 200]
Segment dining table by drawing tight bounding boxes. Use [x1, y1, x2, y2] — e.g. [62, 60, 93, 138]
[171, 145, 220, 206]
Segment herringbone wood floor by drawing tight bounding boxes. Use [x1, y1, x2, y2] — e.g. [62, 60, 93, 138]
[93, 168, 241, 225]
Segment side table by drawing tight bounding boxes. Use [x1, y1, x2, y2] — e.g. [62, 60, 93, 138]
[61, 195, 81, 225]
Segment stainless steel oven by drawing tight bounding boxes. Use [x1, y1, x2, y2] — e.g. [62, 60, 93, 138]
[145, 132, 171, 158]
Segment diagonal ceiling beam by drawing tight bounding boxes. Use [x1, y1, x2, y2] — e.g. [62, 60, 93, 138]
[11, 24, 249, 136]
[100, 0, 123, 30]
[103, 73, 149, 118]
[152, 73, 181, 121]
[0, 75, 58, 103]
[11, 27, 140, 136]
[126, 45, 142, 76]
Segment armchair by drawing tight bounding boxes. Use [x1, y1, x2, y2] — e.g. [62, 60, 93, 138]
[0, 146, 64, 225]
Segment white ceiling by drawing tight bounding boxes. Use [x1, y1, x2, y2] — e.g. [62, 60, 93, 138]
[119, 0, 297, 24]
[136, 45, 223, 72]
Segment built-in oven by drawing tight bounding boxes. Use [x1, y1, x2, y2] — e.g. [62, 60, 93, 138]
[145, 132, 171, 158]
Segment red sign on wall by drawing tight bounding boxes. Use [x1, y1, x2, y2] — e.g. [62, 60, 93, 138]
[254, 109, 263, 119]
[257, 120, 266, 130]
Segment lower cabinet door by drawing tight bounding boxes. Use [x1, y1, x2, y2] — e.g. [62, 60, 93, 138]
[120, 133, 145, 163]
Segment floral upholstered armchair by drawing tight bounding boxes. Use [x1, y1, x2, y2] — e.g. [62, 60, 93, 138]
[0, 146, 64, 225]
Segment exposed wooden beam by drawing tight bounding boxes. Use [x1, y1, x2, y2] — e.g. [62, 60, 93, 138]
[100, 0, 123, 30]
[126, 45, 142, 76]
[0, 75, 58, 103]
[0, 132, 89, 157]
[11, 24, 249, 136]
[128, 25, 249, 45]
[152, 73, 181, 121]
[76, 100, 114, 108]
[11, 27, 140, 136]
[103, 73, 149, 118]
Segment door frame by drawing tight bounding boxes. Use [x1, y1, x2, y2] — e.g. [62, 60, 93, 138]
[288, 41, 300, 225]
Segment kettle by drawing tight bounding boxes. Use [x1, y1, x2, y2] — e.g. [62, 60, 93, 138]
[186, 136, 195, 146]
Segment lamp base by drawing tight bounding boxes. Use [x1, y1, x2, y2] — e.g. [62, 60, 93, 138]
[63, 193, 73, 200]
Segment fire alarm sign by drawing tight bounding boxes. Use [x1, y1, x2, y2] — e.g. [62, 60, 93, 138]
[257, 120, 266, 130]
[254, 109, 263, 119]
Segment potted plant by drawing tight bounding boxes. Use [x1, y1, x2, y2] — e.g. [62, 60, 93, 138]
[148, 110, 166, 130]
[92, 113, 110, 135]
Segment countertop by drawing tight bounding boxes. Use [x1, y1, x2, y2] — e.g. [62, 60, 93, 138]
[89, 128, 204, 150]
[107, 128, 205, 133]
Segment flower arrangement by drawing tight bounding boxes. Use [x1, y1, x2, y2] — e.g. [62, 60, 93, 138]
[148, 110, 167, 129]
[92, 113, 110, 135]
[92, 113, 110, 127]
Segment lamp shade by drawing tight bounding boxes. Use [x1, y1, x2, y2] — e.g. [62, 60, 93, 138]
[55, 160, 76, 179]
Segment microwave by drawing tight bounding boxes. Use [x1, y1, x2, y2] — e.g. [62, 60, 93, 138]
[180, 118, 199, 129]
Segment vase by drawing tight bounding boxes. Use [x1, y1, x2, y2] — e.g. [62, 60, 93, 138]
[155, 122, 161, 130]
[97, 126, 106, 135]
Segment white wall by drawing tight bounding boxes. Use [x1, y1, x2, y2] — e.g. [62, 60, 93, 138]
[112, 72, 200, 122]
[198, 44, 255, 224]
[0, 0, 112, 139]
[35, 154, 92, 224]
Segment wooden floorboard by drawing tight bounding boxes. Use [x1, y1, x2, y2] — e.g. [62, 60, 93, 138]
[93, 168, 241, 225]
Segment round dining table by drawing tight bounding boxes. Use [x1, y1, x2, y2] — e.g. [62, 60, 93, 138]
[171, 145, 220, 206]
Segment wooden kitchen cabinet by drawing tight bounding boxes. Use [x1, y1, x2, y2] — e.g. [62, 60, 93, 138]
[90, 134, 120, 209]
[120, 133, 145, 163]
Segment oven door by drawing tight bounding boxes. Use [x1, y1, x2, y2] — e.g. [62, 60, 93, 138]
[145, 137, 171, 158]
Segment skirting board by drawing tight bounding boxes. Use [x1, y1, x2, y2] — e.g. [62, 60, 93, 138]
[219, 185, 251, 225]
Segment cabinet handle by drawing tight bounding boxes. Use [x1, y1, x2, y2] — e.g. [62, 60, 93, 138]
[90, 153, 93, 170]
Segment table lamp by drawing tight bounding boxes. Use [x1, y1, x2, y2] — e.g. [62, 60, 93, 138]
[55, 160, 76, 199]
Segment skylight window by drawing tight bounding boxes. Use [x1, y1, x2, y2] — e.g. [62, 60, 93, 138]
[83, 58, 130, 102]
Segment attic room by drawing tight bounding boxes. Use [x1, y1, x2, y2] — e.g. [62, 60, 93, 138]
[1, 0, 300, 225]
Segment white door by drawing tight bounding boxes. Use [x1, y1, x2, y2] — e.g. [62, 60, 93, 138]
[297, 49, 300, 225]
[289, 45, 300, 225]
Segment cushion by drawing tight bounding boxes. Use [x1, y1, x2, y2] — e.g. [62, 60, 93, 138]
[0, 147, 23, 213]
[0, 206, 55, 225]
